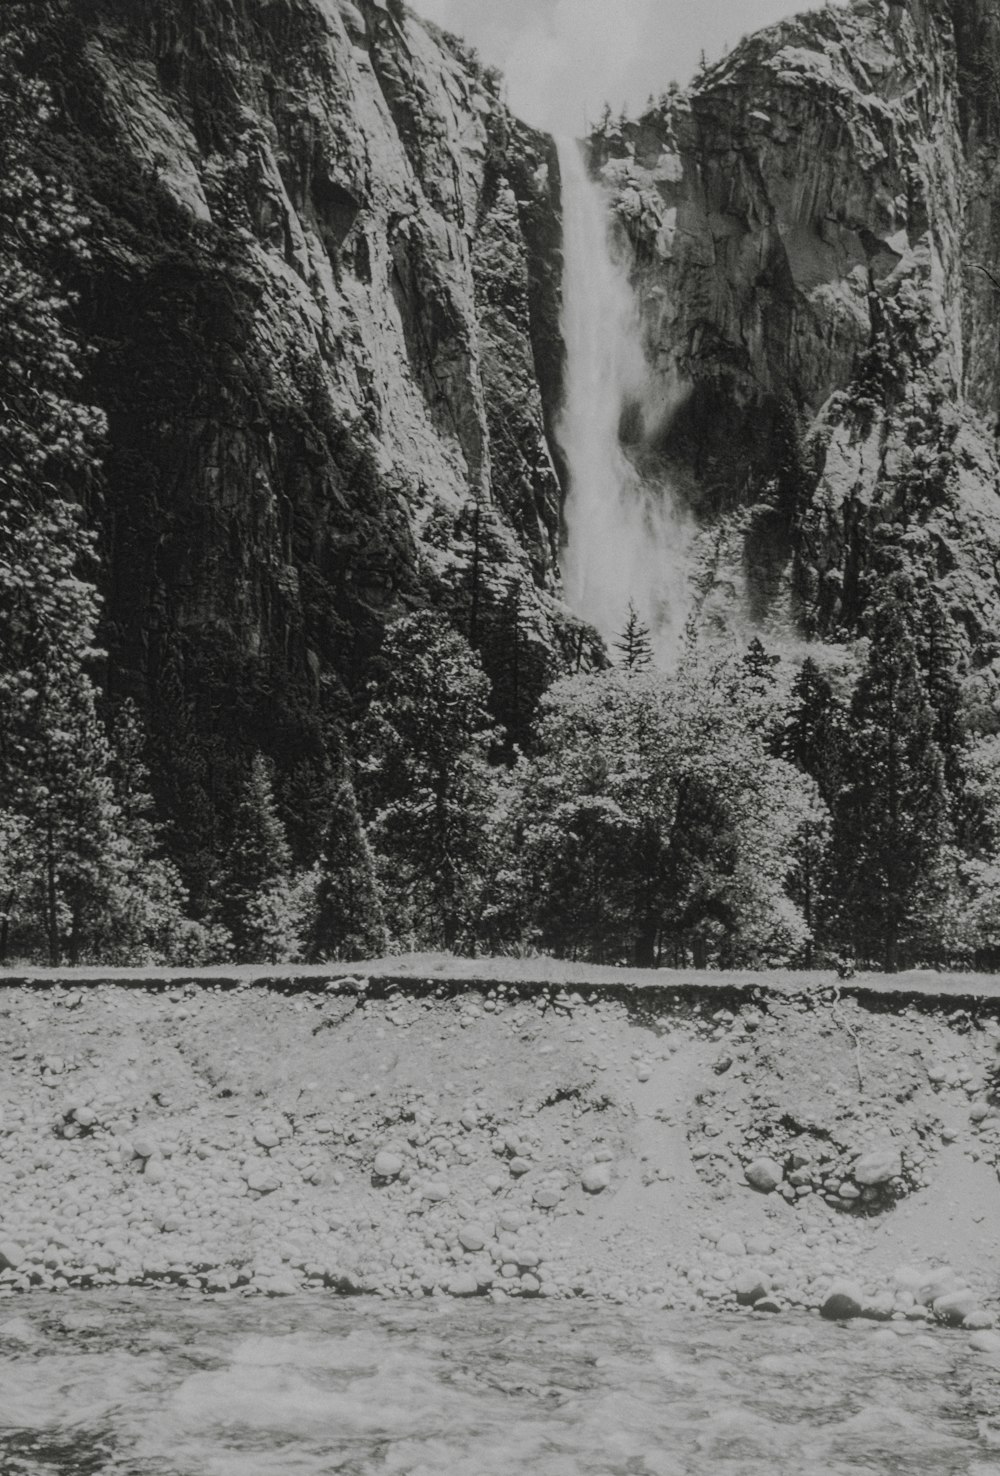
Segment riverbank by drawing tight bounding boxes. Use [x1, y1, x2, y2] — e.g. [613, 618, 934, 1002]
[1, 962, 999, 1337]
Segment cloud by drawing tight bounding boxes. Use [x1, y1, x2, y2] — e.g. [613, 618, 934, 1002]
[409, 0, 820, 133]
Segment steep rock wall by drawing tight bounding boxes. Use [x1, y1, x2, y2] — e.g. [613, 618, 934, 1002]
[592, 0, 1000, 677]
[22, 0, 578, 884]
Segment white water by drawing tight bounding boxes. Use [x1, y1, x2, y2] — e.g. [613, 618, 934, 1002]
[556, 137, 690, 664]
[1, 1296, 996, 1474]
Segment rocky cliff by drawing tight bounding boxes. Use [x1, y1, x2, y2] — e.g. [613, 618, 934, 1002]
[16, 0, 581, 891]
[593, 0, 1000, 687]
[16, 0, 1000, 897]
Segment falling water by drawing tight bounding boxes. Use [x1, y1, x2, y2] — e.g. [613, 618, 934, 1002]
[556, 137, 689, 663]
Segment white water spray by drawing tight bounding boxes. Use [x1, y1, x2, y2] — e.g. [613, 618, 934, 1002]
[556, 137, 689, 662]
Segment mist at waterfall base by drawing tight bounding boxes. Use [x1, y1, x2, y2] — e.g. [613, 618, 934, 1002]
[556, 138, 690, 666]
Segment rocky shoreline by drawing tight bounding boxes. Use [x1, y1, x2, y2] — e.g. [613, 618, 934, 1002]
[1, 970, 999, 1351]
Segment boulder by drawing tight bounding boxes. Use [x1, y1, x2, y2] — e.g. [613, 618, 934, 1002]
[821, 1281, 864, 1320]
[447, 1273, 479, 1297]
[933, 1289, 981, 1326]
[0, 1243, 24, 1272]
[717, 1232, 746, 1258]
[744, 1157, 783, 1193]
[373, 1150, 403, 1179]
[733, 1271, 769, 1307]
[852, 1145, 902, 1186]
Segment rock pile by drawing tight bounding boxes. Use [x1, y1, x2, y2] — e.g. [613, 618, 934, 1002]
[0, 975, 996, 1345]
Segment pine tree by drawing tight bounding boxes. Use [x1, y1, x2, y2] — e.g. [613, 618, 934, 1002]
[215, 753, 296, 960]
[311, 778, 387, 961]
[778, 657, 848, 808]
[831, 576, 951, 970]
[357, 612, 499, 950]
[614, 601, 654, 671]
[742, 636, 780, 693]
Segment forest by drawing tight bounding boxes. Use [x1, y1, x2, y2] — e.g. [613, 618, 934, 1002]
[4, 15, 1000, 977]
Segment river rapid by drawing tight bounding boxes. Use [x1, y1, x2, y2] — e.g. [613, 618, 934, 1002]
[2, 1294, 999, 1475]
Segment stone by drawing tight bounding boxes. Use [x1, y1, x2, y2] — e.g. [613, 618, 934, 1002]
[933, 1290, 981, 1326]
[581, 1164, 611, 1194]
[458, 1225, 486, 1253]
[852, 1145, 902, 1187]
[862, 1292, 895, 1321]
[969, 1329, 1000, 1352]
[260, 1272, 299, 1297]
[131, 1136, 156, 1159]
[509, 1157, 531, 1177]
[717, 1233, 745, 1258]
[733, 1271, 769, 1307]
[422, 1182, 449, 1202]
[254, 1125, 281, 1150]
[533, 1188, 561, 1209]
[447, 1273, 478, 1297]
[744, 1158, 783, 1193]
[0, 1244, 24, 1272]
[821, 1282, 864, 1320]
[73, 1106, 97, 1128]
[246, 1168, 281, 1194]
[917, 1267, 962, 1306]
[374, 1150, 404, 1179]
[520, 1274, 541, 1295]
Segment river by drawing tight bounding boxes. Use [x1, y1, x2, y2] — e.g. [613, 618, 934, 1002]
[1, 1294, 999, 1474]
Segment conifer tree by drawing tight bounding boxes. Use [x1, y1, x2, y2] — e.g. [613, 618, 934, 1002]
[742, 636, 780, 692]
[831, 575, 951, 970]
[357, 612, 499, 949]
[614, 601, 654, 671]
[778, 657, 848, 808]
[311, 777, 387, 961]
[215, 753, 297, 960]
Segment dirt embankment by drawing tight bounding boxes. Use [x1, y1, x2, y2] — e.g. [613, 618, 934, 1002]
[1, 966, 999, 1335]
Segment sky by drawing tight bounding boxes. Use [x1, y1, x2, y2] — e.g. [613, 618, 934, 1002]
[409, 0, 823, 134]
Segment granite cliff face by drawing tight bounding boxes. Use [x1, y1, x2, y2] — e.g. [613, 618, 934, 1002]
[17, 0, 1000, 893]
[21, 0, 581, 885]
[592, 0, 1000, 683]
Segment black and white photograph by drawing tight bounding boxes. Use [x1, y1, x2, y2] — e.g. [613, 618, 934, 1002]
[2, 0, 1000, 1468]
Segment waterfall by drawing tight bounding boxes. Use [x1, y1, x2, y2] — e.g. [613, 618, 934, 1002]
[555, 137, 688, 663]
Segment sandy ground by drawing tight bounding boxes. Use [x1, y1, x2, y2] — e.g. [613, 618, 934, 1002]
[0, 968, 999, 1337]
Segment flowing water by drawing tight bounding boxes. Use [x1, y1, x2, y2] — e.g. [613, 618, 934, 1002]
[2, 1293, 999, 1475]
[555, 138, 689, 664]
